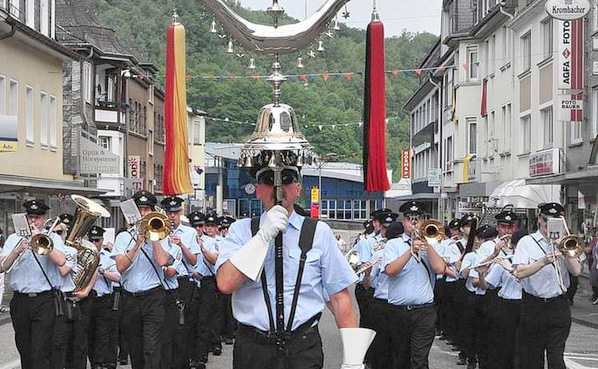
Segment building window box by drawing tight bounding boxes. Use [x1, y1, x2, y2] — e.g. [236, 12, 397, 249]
[500, 62, 511, 72]
[537, 56, 553, 69]
[517, 69, 531, 80]
[517, 152, 530, 159]
[50, 145, 58, 152]
[568, 141, 583, 148]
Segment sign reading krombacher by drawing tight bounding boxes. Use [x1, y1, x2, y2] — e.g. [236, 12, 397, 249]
[79, 136, 120, 174]
[545, 0, 590, 20]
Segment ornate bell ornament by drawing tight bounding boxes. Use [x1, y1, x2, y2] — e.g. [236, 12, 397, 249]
[333, 16, 341, 31]
[248, 56, 256, 69]
[296, 155, 304, 166]
[317, 40, 325, 52]
[296, 55, 304, 68]
[210, 19, 218, 33]
[244, 154, 253, 167]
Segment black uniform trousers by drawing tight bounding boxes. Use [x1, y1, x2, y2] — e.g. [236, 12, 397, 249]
[388, 304, 436, 369]
[177, 278, 197, 368]
[474, 294, 489, 369]
[233, 323, 323, 369]
[459, 289, 477, 362]
[434, 279, 445, 333]
[195, 276, 222, 360]
[88, 293, 119, 369]
[115, 286, 128, 363]
[122, 287, 166, 369]
[519, 293, 571, 369]
[221, 293, 236, 340]
[442, 281, 458, 341]
[52, 295, 92, 369]
[365, 298, 394, 369]
[10, 292, 55, 369]
[488, 298, 521, 369]
[355, 283, 375, 329]
[161, 288, 184, 369]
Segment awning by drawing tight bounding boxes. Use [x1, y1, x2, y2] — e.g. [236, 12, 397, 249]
[0, 174, 108, 196]
[395, 193, 440, 201]
[487, 179, 560, 209]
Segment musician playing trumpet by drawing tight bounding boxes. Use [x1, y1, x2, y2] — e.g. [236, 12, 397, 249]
[512, 202, 583, 369]
[0, 200, 67, 369]
[384, 201, 446, 369]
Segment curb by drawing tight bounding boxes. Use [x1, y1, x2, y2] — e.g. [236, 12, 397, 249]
[0, 314, 11, 327]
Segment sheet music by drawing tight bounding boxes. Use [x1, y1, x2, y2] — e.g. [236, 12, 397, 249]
[11, 213, 31, 238]
[119, 199, 142, 225]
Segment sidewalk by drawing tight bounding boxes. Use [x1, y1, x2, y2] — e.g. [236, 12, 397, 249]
[570, 268, 598, 329]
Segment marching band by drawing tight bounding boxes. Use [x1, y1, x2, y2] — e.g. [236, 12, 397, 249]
[0, 191, 586, 369]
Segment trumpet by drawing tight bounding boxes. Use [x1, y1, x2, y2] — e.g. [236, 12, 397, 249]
[411, 219, 444, 262]
[139, 209, 171, 242]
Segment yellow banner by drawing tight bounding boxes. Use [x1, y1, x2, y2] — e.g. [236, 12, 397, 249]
[0, 140, 17, 152]
[311, 188, 320, 203]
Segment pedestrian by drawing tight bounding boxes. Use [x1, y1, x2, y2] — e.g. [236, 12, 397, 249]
[384, 201, 446, 369]
[335, 233, 347, 252]
[353, 219, 376, 330]
[589, 231, 598, 304]
[216, 150, 371, 369]
[112, 190, 171, 369]
[0, 199, 68, 368]
[513, 202, 583, 369]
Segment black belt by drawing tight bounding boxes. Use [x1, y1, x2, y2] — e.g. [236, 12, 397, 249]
[523, 292, 565, 303]
[177, 276, 193, 282]
[388, 302, 435, 311]
[374, 298, 388, 304]
[238, 313, 321, 346]
[500, 297, 522, 304]
[14, 290, 53, 298]
[95, 293, 113, 299]
[123, 285, 163, 297]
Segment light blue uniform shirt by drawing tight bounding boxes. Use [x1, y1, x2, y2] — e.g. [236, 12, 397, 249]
[356, 235, 379, 284]
[460, 252, 479, 293]
[512, 230, 571, 298]
[58, 245, 78, 293]
[1, 232, 66, 293]
[485, 262, 522, 300]
[444, 238, 466, 283]
[384, 233, 435, 306]
[170, 224, 201, 278]
[370, 249, 388, 300]
[200, 234, 218, 276]
[94, 248, 119, 297]
[216, 211, 358, 331]
[478, 238, 498, 259]
[111, 228, 169, 293]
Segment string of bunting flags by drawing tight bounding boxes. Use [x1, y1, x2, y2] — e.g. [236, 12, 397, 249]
[129, 61, 482, 83]
[207, 115, 399, 130]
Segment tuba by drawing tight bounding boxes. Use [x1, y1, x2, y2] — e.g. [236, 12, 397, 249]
[411, 220, 445, 262]
[67, 195, 111, 291]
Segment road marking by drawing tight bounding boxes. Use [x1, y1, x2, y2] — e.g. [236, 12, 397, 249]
[565, 357, 597, 369]
[0, 359, 20, 369]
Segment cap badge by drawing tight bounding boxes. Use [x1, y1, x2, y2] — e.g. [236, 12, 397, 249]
[410, 205, 418, 212]
[31, 204, 38, 210]
[505, 215, 511, 221]
[139, 196, 148, 202]
[549, 208, 557, 214]
[170, 200, 176, 206]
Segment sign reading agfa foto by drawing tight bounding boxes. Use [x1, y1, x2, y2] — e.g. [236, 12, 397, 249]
[546, 0, 590, 20]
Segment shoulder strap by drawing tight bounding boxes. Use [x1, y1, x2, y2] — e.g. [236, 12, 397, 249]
[251, 216, 275, 333]
[140, 246, 170, 290]
[530, 236, 557, 272]
[31, 251, 55, 291]
[286, 217, 318, 332]
[455, 241, 464, 253]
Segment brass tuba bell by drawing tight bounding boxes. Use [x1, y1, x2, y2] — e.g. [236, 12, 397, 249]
[67, 195, 111, 291]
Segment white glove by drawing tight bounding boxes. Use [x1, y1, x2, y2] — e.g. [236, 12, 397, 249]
[229, 205, 289, 281]
[339, 328, 376, 368]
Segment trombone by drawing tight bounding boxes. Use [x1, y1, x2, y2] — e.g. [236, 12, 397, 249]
[411, 219, 444, 262]
[549, 216, 585, 293]
[5, 217, 61, 273]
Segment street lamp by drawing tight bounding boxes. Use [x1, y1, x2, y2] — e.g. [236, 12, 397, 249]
[317, 152, 337, 219]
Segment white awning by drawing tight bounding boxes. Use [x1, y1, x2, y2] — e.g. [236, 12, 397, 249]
[487, 179, 560, 209]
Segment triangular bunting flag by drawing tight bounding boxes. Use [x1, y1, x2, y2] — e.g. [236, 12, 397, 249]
[318, 125, 323, 131]
[322, 74, 329, 82]
[415, 70, 422, 77]
[344, 73, 352, 81]
[462, 62, 469, 71]
[391, 70, 399, 78]
[299, 74, 308, 82]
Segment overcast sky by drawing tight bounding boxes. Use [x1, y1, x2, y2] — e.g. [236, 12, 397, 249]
[239, 0, 441, 37]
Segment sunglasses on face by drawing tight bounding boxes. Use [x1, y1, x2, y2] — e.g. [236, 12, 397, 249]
[257, 169, 299, 186]
[408, 216, 421, 222]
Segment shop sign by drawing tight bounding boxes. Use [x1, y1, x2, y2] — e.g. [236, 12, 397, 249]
[428, 168, 441, 187]
[558, 94, 583, 121]
[311, 187, 320, 203]
[557, 19, 584, 91]
[529, 148, 562, 177]
[401, 150, 412, 179]
[0, 115, 18, 152]
[546, 0, 590, 20]
[79, 136, 120, 174]
[128, 155, 141, 178]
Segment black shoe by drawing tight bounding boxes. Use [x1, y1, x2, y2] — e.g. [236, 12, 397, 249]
[225, 337, 234, 345]
[439, 335, 447, 340]
[213, 345, 222, 356]
[199, 355, 208, 363]
[456, 358, 467, 365]
[467, 358, 477, 369]
[118, 359, 128, 365]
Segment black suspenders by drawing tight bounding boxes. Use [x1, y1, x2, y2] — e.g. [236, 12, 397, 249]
[250, 216, 319, 335]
